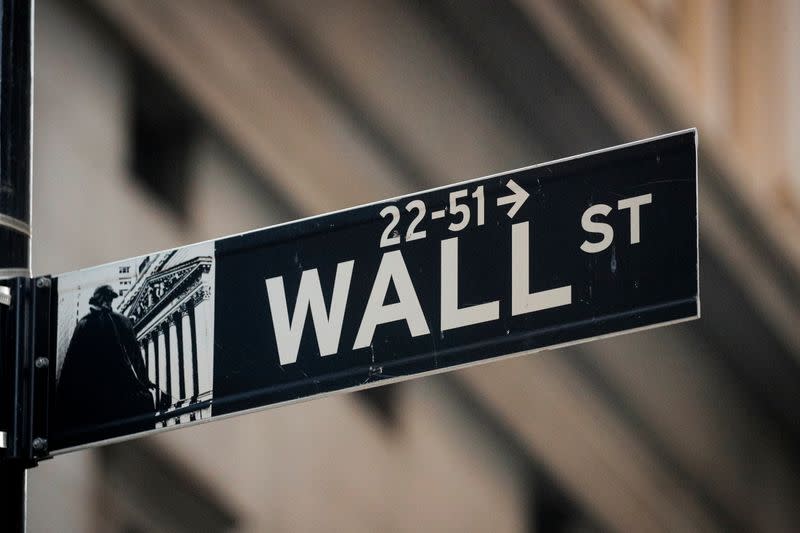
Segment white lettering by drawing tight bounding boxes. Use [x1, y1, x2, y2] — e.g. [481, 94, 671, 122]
[580, 203, 614, 253]
[266, 261, 354, 365]
[353, 251, 430, 349]
[617, 193, 652, 244]
[512, 222, 572, 315]
[441, 237, 499, 330]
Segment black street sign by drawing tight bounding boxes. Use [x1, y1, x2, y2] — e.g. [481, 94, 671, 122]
[47, 130, 698, 452]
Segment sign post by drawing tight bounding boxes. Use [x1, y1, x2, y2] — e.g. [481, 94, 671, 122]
[0, 0, 34, 530]
[24, 129, 697, 454]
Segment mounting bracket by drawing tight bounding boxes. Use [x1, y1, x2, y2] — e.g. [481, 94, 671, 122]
[0, 277, 54, 466]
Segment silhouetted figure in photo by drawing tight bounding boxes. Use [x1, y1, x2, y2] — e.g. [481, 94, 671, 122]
[55, 285, 167, 448]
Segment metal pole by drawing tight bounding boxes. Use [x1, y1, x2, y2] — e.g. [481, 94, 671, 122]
[0, 0, 33, 531]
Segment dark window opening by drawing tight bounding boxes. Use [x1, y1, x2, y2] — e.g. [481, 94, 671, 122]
[98, 442, 238, 533]
[129, 59, 198, 218]
[528, 468, 603, 533]
[356, 384, 401, 429]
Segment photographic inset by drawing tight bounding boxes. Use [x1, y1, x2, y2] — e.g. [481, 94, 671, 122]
[53, 242, 215, 449]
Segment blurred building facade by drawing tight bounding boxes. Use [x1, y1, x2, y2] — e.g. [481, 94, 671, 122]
[27, 0, 800, 531]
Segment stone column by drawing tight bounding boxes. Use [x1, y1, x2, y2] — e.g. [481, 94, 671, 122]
[147, 334, 157, 385]
[192, 289, 213, 419]
[142, 338, 149, 375]
[163, 320, 177, 427]
[144, 334, 155, 407]
[187, 301, 200, 400]
[159, 325, 170, 399]
[168, 317, 181, 401]
[156, 327, 168, 428]
[174, 311, 187, 402]
[181, 308, 196, 421]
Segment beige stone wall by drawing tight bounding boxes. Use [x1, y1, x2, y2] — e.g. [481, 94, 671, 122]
[23, 0, 800, 532]
[27, 2, 526, 531]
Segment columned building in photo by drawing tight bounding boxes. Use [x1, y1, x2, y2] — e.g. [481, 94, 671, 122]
[117, 250, 215, 427]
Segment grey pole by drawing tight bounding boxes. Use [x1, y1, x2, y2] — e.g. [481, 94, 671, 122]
[0, 0, 33, 531]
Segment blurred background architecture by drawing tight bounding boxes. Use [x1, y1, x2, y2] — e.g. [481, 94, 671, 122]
[27, 0, 800, 531]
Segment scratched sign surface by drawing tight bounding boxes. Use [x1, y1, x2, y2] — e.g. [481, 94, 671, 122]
[50, 130, 698, 452]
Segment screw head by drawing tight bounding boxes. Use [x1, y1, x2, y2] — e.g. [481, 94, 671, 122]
[34, 357, 49, 369]
[35, 277, 51, 289]
[32, 437, 47, 452]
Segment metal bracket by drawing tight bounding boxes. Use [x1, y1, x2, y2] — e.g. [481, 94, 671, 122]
[0, 286, 10, 307]
[0, 277, 54, 466]
[0, 284, 8, 453]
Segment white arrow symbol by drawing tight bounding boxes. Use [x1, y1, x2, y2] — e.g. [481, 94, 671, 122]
[496, 179, 529, 218]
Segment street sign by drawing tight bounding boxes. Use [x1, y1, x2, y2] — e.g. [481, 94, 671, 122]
[47, 130, 698, 453]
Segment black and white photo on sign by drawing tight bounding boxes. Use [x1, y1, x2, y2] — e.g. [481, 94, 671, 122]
[54, 242, 215, 444]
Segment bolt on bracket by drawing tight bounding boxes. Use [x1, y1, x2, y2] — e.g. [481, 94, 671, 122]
[0, 286, 10, 307]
